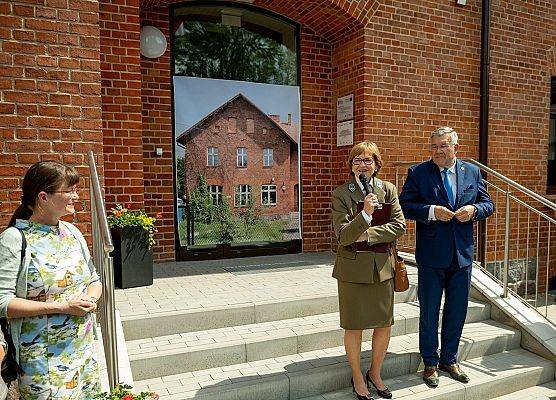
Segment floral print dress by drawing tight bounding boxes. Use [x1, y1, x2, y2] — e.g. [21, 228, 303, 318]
[15, 220, 100, 400]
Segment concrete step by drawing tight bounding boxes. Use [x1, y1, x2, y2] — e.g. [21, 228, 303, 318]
[128, 299, 490, 381]
[298, 348, 555, 400]
[134, 319, 520, 399]
[490, 380, 556, 399]
[122, 285, 418, 341]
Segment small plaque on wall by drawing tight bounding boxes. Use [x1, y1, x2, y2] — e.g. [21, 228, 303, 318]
[337, 120, 354, 147]
[337, 94, 354, 122]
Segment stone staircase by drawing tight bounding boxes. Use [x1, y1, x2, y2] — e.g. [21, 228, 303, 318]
[117, 257, 555, 400]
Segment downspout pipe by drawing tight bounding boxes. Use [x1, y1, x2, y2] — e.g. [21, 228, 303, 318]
[478, 0, 491, 267]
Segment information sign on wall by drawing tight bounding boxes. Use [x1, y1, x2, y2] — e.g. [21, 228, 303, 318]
[337, 120, 354, 147]
[337, 94, 354, 121]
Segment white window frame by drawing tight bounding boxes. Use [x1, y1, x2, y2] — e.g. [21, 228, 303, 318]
[261, 184, 277, 206]
[237, 147, 248, 167]
[263, 148, 273, 167]
[208, 185, 223, 205]
[207, 147, 219, 166]
[235, 184, 252, 207]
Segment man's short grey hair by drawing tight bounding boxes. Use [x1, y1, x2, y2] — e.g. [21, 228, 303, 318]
[430, 126, 458, 145]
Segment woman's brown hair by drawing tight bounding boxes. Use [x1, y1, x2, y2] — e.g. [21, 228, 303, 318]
[347, 141, 383, 176]
[8, 161, 80, 227]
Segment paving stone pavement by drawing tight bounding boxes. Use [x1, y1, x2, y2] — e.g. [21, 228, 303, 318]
[115, 252, 418, 318]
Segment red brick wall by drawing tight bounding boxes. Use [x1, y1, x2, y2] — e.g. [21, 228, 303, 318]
[181, 99, 297, 216]
[0, 0, 103, 236]
[99, 0, 144, 208]
[298, 29, 334, 252]
[139, 7, 174, 261]
[482, 0, 555, 289]
[488, 1, 553, 191]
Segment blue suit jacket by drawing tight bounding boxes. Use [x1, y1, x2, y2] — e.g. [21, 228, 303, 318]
[399, 159, 494, 269]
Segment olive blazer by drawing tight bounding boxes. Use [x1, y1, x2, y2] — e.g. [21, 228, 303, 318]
[332, 177, 406, 284]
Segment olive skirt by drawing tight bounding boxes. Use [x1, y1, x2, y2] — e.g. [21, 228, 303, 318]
[337, 276, 394, 330]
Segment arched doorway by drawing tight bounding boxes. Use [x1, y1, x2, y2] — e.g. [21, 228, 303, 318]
[171, 2, 302, 260]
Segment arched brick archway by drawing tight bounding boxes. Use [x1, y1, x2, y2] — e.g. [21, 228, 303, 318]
[100, 0, 376, 260]
[140, 0, 378, 41]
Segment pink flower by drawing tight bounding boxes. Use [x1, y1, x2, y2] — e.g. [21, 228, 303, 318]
[126, 203, 131, 209]
[122, 395, 134, 400]
[156, 212, 163, 219]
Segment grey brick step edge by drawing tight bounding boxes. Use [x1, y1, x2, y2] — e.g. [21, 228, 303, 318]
[134, 320, 521, 399]
[128, 300, 490, 380]
[489, 380, 556, 400]
[297, 348, 555, 400]
[122, 285, 418, 340]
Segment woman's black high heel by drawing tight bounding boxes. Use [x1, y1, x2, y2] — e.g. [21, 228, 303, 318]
[351, 377, 374, 400]
[366, 370, 392, 399]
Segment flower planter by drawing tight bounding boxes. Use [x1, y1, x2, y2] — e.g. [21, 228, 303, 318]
[110, 226, 153, 289]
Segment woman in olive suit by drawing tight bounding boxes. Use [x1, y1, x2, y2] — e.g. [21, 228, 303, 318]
[332, 141, 406, 399]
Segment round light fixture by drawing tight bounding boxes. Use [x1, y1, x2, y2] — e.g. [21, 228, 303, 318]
[140, 26, 167, 58]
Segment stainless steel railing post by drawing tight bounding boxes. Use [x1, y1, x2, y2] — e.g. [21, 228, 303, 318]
[87, 151, 119, 390]
[104, 256, 119, 389]
[502, 189, 511, 298]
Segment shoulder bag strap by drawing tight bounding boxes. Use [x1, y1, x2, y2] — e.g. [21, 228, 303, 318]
[16, 228, 26, 282]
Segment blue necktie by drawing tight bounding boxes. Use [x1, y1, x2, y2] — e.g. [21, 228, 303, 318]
[442, 168, 455, 208]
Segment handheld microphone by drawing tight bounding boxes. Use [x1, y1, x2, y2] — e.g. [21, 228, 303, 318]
[358, 173, 372, 196]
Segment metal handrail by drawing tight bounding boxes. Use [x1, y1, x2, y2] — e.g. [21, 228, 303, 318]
[465, 159, 556, 211]
[87, 151, 119, 390]
[88, 155, 114, 253]
[394, 157, 556, 322]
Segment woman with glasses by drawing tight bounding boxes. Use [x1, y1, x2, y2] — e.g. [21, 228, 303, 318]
[332, 141, 406, 399]
[0, 161, 101, 399]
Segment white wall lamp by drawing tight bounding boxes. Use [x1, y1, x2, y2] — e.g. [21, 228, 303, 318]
[140, 26, 167, 58]
[456, 0, 467, 5]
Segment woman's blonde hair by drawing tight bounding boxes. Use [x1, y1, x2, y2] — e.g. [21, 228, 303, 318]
[347, 141, 383, 176]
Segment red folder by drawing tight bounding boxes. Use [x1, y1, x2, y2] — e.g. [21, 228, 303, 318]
[351, 202, 392, 253]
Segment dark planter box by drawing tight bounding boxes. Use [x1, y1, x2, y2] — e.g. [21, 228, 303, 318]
[111, 226, 153, 289]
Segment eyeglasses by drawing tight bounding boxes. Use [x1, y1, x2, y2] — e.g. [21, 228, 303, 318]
[352, 158, 374, 166]
[51, 188, 79, 195]
[430, 144, 454, 151]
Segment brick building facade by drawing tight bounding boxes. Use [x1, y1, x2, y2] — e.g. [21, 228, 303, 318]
[0, 1, 554, 279]
[176, 93, 299, 216]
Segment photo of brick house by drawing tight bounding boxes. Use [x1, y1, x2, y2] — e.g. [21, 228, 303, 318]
[176, 93, 299, 217]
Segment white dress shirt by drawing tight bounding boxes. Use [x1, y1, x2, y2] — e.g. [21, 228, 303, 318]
[428, 161, 457, 221]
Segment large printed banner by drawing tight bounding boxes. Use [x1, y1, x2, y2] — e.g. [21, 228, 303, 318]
[173, 76, 301, 248]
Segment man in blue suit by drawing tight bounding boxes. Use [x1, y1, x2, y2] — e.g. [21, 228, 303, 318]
[399, 127, 494, 388]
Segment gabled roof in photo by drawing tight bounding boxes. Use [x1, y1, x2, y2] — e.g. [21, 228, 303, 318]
[176, 93, 299, 146]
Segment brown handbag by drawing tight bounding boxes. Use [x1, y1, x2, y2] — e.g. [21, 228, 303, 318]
[392, 244, 409, 292]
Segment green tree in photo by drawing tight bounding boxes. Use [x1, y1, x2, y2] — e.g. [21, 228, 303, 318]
[189, 175, 214, 224]
[214, 197, 235, 244]
[238, 198, 263, 230]
[176, 156, 185, 199]
[174, 21, 297, 86]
